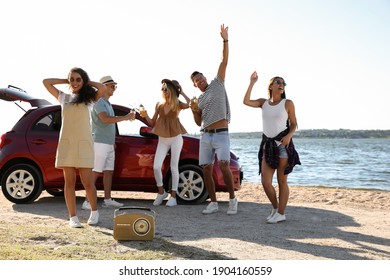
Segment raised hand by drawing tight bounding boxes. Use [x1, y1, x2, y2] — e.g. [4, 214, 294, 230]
[250, 71, 258, 84]
[220, 24, 228, 41]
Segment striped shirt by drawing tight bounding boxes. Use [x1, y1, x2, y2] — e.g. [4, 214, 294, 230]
[198, 76, 231, 129]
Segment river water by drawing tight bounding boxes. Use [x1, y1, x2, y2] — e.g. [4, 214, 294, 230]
[230, 138, 390, 191]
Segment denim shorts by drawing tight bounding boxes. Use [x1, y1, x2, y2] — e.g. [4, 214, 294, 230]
[278, 144, 288, 158]
[199, 131, 230, 165]
[262, 144, 288, 159]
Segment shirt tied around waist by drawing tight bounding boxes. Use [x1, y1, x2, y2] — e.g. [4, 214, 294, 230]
[258, 127, 301, 175]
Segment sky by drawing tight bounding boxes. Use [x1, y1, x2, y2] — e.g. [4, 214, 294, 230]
[1, 0, 389, 134]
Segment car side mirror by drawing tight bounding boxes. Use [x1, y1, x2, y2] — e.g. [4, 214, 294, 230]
[140, 126, 158, 139]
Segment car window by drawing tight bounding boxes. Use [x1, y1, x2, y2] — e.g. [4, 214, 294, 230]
[114, 108, 146, 136]
[33, 110, 61, 132]
[31, 107, 146, 135]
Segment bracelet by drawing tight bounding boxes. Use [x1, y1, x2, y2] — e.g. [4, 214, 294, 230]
[223, 40, 228, 43]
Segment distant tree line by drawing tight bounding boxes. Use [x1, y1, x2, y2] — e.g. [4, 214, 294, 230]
[228, 129, 390, 139]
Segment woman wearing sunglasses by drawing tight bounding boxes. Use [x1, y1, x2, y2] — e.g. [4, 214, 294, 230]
[140, 79, 190, 206]
[243, 71, 300, 224]
[43, 67, 105, 228]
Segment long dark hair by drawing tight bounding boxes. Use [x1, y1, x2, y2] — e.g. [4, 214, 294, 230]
[268, 76, 286, 99]
[68, 67, 97, 105]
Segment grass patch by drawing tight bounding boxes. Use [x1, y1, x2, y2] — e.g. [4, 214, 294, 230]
[0, 221, 227, 260]
[0, 222, 175, 260]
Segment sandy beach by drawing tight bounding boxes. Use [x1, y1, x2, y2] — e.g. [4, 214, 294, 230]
[0, 182, 389, 260]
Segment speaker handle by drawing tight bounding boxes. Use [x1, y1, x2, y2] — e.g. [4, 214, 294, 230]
[117, 206, 153, 211]
[115, 206, 156, 215]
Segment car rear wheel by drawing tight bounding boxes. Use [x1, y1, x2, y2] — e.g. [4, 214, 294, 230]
[172, 164, 208, 204]
[1, 164, 43, 204]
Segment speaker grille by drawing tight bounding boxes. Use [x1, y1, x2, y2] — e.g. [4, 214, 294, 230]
[133, 218, 151, 236]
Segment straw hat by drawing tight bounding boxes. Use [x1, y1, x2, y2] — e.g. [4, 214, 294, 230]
[100, 75, 117, 85]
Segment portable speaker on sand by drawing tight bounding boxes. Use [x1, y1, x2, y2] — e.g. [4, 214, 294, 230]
[113, 206, 156, 241]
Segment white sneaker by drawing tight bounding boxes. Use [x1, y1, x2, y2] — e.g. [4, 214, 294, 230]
[153, 191, 168, 206]
[267, 212, 286, 224]
[266, 208, 278, 221]
[87, 210, 99, 226]
[81, 200, 91, 210]
[202, 202, 218, 214]
[69, 216, 83, 228]
[102, 199, 124, 208]
[227, 197, 238, 215]
[166, 197, 177, 207]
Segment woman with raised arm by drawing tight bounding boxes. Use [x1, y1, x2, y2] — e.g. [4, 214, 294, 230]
[243, 71, 300, 224]
[43, 67, 105, 228]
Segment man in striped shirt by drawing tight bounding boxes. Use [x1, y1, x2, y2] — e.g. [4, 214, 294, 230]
[190, 24, 238, 215]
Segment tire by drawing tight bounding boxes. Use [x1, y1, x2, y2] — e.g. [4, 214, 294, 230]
[169, 164, 208, 204]
[1, 164, 43, 204]
[46, 189, 64, 197]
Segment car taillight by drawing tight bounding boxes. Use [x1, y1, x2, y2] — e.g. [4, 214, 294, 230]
[0, 133, 10, 148]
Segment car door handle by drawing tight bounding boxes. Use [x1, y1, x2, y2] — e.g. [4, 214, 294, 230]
[31, 139, 47, 145]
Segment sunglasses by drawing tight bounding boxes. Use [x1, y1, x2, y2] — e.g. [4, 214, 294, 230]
[274, 80, 287, 86]
[110, 85, 117, 90]
[161, 87, 168, 92]
[69, 77, 82, 83]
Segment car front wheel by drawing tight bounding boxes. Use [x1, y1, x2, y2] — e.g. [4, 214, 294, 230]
[1, 164, 43, 204]
[173, 164, 208, 204]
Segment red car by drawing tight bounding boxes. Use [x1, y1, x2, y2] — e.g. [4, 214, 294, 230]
[0, 86, 243, 204]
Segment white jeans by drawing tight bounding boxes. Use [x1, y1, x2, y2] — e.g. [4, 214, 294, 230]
[153, 135, 183, 191]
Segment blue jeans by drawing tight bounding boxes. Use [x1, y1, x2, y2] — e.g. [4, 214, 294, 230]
[199, 131, 230, 165]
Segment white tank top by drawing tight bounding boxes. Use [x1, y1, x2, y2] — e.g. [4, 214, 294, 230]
[262, 99, 288, 140]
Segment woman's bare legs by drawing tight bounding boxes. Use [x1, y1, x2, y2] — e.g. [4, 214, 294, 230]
[261, 159, 278, 209]
[79, 168, 97, 211]
[63, 167, 77, 217]
[276, 158, 289, 215]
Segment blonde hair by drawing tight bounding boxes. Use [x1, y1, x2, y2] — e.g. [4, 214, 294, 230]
[161, 82, 180, 112]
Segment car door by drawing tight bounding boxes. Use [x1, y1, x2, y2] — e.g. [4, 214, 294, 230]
[25, 107, 64, 184]
[111, 107, 160, 191]
[113, 133, 158, 190]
